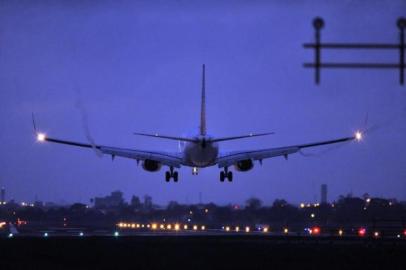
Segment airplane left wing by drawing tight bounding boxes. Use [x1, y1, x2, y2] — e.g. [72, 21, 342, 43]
[37, 135, 183, 168]
[216, 134, 361, 168]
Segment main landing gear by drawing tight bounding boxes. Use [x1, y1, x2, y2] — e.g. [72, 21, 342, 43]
[165, 167, 178, 182]
[220, 167, 233, 182]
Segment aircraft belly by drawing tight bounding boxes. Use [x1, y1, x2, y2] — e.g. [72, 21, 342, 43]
[184, 143, 218, 167]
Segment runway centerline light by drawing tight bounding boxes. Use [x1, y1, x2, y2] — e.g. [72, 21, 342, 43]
[37, 133, 46, 142]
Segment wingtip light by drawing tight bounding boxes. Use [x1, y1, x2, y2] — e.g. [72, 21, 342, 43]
[37, 133, 46, 142]
[355, 131, 363, 141]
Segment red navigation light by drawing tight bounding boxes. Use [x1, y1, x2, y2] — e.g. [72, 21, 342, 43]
[358, 228, 366, 237]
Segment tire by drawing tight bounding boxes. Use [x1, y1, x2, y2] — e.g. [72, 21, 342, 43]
[165, 171, 171, 182]
[220, 171, 225, 182]
[173, 171, 179, 182]
[227, 171, 233, 182]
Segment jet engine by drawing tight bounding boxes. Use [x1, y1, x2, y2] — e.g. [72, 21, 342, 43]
[234, 159, 254, 172]
[142, 159, 162, 172]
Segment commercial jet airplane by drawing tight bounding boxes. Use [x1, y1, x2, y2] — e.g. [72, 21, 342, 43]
[34, 65, 363, 182]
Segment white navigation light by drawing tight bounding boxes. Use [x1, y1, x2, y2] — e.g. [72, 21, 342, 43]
[355, 131, 363, 141]
[37, 133, 46, 142]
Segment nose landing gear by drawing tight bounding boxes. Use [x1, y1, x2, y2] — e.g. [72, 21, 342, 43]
[165, 167, 178, 182]
[220, 167, 233, 182]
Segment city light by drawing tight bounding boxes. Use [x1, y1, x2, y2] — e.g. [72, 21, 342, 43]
[283, 228, 289, 234]
[245, 226, 250, 233]
[374, 231, 380, 238]
[300, 203, 305, 208]
[174, 224, 180, 231]
[151, 223, 158, 230]
[8, 233, 13, 238]
[225, 226, 230, 232]
[263, 227, 269, 233]
[235, 226, 240, 232]
[43, 232, 48, 237]
[201, 226, 206, 231]
[193, 225, 198, 231]
[403, 229, 406, 237]
[358, 228, 366, 237]
[0, 222, 5, 229]
[160, 224, 165, 229]
[79, 232, 84, 237]
[183, 225, 188, 230]
[167, 224, 172, 230]
[114, 231, 119, 237]
[338, 229, 344, 236]
[310, 213, 315, 218]
[37, 133, 46, 142]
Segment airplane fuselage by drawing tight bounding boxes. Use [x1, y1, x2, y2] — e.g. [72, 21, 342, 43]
[183, 136, 219, 167]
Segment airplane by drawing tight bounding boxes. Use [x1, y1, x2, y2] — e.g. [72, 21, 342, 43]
[34, 64, 364, 182]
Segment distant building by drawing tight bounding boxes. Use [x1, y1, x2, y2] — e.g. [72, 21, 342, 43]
[94, 191, 124, 209]
[0, 187, 5, 204]
[321, 184, 328, 204]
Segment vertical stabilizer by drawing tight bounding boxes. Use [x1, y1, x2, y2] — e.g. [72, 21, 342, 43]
[200, 64, 207, 136]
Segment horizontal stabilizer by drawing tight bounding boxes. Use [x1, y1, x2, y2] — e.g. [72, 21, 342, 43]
[211, 132, 274, 143]
[133, 132, 197, 143]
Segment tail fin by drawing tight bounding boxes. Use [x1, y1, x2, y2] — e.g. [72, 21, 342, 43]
[200, 64, 207, 136]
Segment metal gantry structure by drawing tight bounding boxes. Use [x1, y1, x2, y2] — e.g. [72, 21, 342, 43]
[304, 17, 406, 85]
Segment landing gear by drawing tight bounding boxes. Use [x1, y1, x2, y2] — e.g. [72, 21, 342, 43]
[220, 167, 233, 182]
[165, 167, 179, 182]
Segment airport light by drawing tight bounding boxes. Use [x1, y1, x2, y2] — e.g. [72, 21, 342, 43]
[193, 225, 198, 231]
[205, 209, 209, 213]
[79, 232, 84, 237]
[174, 224, 180, 231]
[338, 229, 344, 236]
[374, 231, 380, 238]
[114, 231, 119, 237]
[310, 213, 315, 218]
[37, 133, 46, 142]
[0, 222, 5, 228]
[201, 226, 206, 231]
[300, 203, 305, 209]
[136, 224, 140, 228]
[235, 226, 240, 232]
[167, 224, 172, 230]
[358, 228, 366, 237]
[8, 233, 13, 238]
[311, 226, 320, 235]
[283, 228, 289, 234]
[245, 226, 250, 233]
[225, 226, 230, 232]
[355, 131, 363, 141]
[183, 225, 188, 230]
[403, 229, 406, 237]
[263, 227, 269, 233]
[43, 232, 48, 238]
[397, 234, 401, 238]
[151, 223, 158, 230]
[160, 224, 165, 230]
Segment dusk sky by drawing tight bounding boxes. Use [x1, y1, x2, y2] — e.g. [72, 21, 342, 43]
[0, 0, 405, 205]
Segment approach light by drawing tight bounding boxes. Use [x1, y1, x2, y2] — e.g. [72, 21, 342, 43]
[355, 131, 363, 141]
[37, 133, 46, 142]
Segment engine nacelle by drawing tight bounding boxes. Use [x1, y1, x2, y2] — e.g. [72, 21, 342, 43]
[234, 159, 254, 172]
[142, 159, 162, 172]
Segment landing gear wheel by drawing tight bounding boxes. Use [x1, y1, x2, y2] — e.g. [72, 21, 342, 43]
[173, 172, 179, 182]
[227, 171, 233, 182]
[165, 171, 171, 182]
[220, 171, 225, 182]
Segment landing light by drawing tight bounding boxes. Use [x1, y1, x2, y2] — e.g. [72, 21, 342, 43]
[355, 131, 363, 141]
[37, 133, 46, 142]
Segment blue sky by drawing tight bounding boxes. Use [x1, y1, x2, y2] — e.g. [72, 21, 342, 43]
[0, 0, 405, 205]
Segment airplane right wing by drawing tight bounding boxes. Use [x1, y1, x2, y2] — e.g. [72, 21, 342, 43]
[216, 134, 361, 168]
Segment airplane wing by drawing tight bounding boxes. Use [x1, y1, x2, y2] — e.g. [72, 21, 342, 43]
[216, 134, 361, 168]
[37, 134, 183, 168]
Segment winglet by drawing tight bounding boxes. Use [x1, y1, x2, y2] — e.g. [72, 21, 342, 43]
[32, 113, 38, 133]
